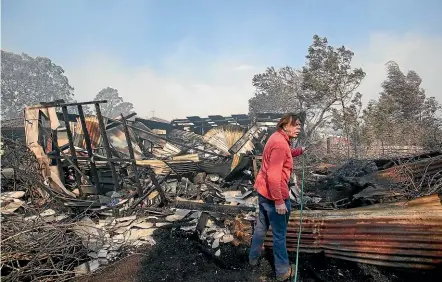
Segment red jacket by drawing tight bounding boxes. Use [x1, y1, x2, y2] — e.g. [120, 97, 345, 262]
[254, 130, 303, 205]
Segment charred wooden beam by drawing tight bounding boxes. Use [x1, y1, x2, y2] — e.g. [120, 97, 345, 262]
[51, 141, 96, 190]
[62, 106, 82, 190]
[95, 103, 119, 191]
[47, 156, 135, 163]
[148, 169, 167, 206]
[29, 100, 108, 109]
[120, 114, 143, 196]
[78, 105, 101, 192]
[51, 129, 65, 185]
[128, 172, 172, 212]
[173, 200, 256, 214]
[106, 112, 137, 129]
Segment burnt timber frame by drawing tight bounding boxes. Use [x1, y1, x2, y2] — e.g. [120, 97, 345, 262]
[77, 105, 100, 192]
[170, 113, 286, 135]
[37, 100, 142, 195]
[94, 103, 120, 192]
[105, 116, 226, 158]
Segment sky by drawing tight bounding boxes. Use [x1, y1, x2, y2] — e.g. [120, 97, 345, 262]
[2, 0, 442, 120]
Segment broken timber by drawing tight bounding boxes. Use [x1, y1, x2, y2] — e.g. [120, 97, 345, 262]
[173, 200, 256, 214]
[120, 114, 143, 196]
[105, 116, 226, 158]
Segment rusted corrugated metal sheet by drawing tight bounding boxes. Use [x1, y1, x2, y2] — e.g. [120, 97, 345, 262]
[264, 194, 442, 269]
[136, 159, 170, 174]
[73, 116, 101, 148]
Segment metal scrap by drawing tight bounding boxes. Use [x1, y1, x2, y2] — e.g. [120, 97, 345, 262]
[263, 194, 442, 269]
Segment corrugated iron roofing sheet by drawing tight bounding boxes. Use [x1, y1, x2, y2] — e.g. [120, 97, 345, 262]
[136, 154, 199, 175]
[170, 129, 205, 143]
[264, 194, 442, 269]
[106, 125, 143, 159]
[73, 116, 101, 149]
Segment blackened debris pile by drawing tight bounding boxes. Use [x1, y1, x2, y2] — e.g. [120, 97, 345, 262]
[1, 100, 280, 281]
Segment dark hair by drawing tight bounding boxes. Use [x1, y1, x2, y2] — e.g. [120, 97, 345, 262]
[277, 113, 301, 130]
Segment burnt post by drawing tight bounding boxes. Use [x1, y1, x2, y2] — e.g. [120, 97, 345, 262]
[51, 129, 65, 185]
[95, 103, 119, 191]
[196, 212, 210, 234]
[77, 105, 101, 193]
[120, 114, 143, 196]
[61, 106, 82, 190]
[137, 138, 151, 157]
[148, 169, 167, 206]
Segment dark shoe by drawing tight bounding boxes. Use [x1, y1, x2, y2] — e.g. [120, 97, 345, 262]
[276, 264, 295, 281]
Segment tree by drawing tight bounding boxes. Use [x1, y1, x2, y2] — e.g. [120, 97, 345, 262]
[331, 92, 364, 156]
[301, 35, 366, 156]
[249, 35, 366, 153]
[249, 66, 303, 114]
[379, 61, 426, 121]
[1, 50, 74, 119]
[93, 87, 134, 118]
[249, 66, 324, 145]
[362, 61, 442, 151]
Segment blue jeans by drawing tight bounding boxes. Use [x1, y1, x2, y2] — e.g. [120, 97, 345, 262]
[249, 194, 291, 277]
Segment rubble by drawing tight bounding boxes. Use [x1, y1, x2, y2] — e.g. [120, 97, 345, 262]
[1, 100, 442, 281]
[0, 191, 25, 214]
[306, 151, 442, 208]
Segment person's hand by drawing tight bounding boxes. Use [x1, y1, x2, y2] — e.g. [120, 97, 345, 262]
[275, 203, 288, 215]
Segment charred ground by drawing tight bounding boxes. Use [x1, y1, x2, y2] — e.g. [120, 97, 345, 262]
[81, 229, 442, 282]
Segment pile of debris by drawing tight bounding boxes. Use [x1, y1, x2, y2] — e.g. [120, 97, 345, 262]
[0, 182, 255, 281]
[0, 100, 271, 280]
[1, 99, 442, 281]
[305, 151, 442, 208]
[0, 196, 257, 281]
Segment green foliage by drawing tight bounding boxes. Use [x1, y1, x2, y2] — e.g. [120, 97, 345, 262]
[1, 50, 74, 119]
[302, 35, 366, 105]
[248, 34, 442, 155]
[94, 87, 134, 118]
[362, 61, 442, 150]
[302, 35, 366, 156]
[249, 66, 305, 115]
[249, 35, 366, 149]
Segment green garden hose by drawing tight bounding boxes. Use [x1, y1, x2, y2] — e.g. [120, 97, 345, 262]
[293, 155, 305, 282]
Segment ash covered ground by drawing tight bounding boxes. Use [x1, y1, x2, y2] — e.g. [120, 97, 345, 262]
[80, 229, 441, 282]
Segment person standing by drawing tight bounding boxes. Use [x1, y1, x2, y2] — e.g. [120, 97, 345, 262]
[249, 113, 304, 281]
